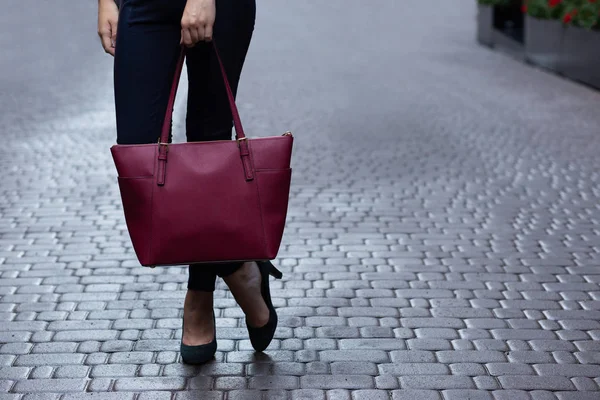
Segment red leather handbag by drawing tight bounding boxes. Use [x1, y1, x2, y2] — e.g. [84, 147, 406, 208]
[110, 44, 293, 267]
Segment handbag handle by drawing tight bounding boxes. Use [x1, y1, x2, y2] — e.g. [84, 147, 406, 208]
[159, 42, 246, 144]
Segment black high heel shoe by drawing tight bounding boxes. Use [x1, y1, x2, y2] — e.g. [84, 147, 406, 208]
[247, 261, 283, 352]
[180, 311, 217, 364]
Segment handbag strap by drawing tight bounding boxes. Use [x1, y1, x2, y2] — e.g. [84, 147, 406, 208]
[159, 42, 246, 144]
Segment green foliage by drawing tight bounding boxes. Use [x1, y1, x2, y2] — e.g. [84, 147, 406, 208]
[563, 0, 600, 29]
[526, 0, 567, 19]
[524, 0, 600, 29]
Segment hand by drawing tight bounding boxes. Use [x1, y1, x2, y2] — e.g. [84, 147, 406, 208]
[181, 0, 216, 47]
[98, 0, 119, 56]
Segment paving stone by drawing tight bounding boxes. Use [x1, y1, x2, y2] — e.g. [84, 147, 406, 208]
[473, 376, 500, 390]
[449, 363, 486, 376]
[31, 342, 78, 353]
[137, 392, 172, 400]
[248, 376, 299, 389]
[379, 363, 448, 375]
[0, 367, 29, 380]
[486, 363, 534, 376]
[350, 390, 389, 400]
[533, 363, 600, 377]
[291, 390, 325, 400]
[374, 375, 399, 389]
[507, 351, 553, 364]
[301, 375, 374, 389]
[84, 353, 109, 366]
[91, 364, 138, 378]
[391, 390, 441, 400]
[498, 376, 575, 390]
[175, 392, 223, 400]
[14, 353, 84, 366]
[113, 377, 186, 391]
[225, 390, 262, 400]
[53, 365, 90, 378]
[492, 390, 532, 400]
[12, 378, 88, 392]
[570, 377, 599, 391]
[436, 351, 506, 363]
[330, 362, 376, 375]
[442, 390, 492, 400]
[326, 390, 351, 400]
[555, 393, 599, 400]
[87, 378, 113, 392]
[214, 376, 247, 390]
[62, 395, 135, 400]
[108, 352, 153, 364]
[22, 395, 62, 400]
[30, 366, 54, 379]
[320, 351, 389, 363]
[399, 376, 474, 389]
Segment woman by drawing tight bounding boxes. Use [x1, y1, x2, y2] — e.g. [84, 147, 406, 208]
[97, 0, 281, 364]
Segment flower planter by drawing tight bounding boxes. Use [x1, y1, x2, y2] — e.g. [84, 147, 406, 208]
[560, 27, 600, 89]
[525, 16, 564, 73]
[477, 4, 494, 46]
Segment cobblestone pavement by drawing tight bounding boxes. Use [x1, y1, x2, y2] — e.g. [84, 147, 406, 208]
[1, 0, 600, 399]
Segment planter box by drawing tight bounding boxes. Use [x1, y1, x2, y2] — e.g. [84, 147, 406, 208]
[560, 27, 600, 89]
[477, 4, 494, 46]
[525, 16, 564, 73]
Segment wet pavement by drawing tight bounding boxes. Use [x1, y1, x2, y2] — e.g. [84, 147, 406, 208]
[1, 0, 600, 399]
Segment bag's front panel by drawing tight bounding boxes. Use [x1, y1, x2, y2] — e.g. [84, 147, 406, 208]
[151, 141, 266, 265]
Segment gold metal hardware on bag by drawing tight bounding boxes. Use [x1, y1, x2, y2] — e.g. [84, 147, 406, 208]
[237, 137, 248, 141]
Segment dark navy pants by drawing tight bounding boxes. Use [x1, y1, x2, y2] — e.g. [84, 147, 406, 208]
[114, 0, 256, 291]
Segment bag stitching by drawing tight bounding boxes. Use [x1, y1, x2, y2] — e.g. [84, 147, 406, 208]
[148, 145, 157, 265]
[249, 140, 269, 257]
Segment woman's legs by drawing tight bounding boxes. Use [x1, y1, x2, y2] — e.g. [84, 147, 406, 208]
[115, 0, 268, 346]
[114, 0, 217, 346]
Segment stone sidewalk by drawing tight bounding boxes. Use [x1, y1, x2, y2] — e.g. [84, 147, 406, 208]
[1, 0, 600, 399]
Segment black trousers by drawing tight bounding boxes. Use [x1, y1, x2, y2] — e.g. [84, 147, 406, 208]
[114, 0, 256, 291]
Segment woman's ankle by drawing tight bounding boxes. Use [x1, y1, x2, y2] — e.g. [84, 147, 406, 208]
[182, 290, 215, 346]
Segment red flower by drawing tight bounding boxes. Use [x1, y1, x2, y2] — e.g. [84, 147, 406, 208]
[548, 0, 562, 7]
[521, 4, 528, 13]
[563, 9, 578, 23]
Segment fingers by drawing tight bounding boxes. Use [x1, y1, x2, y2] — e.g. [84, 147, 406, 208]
[189, 26, 202, 46]
[98, 30, 115, 56]
[181, 28, 194, 48]
[98, 19, 117, 56]
[181, 11, 214, 47]
[181, 25, 210, 47]
[203, 24, 213, 42]
[110, 19, 118, 50]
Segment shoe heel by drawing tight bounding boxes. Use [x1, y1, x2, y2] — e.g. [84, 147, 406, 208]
[264, 261, 283, 279]
[247, 261, 280, 352]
